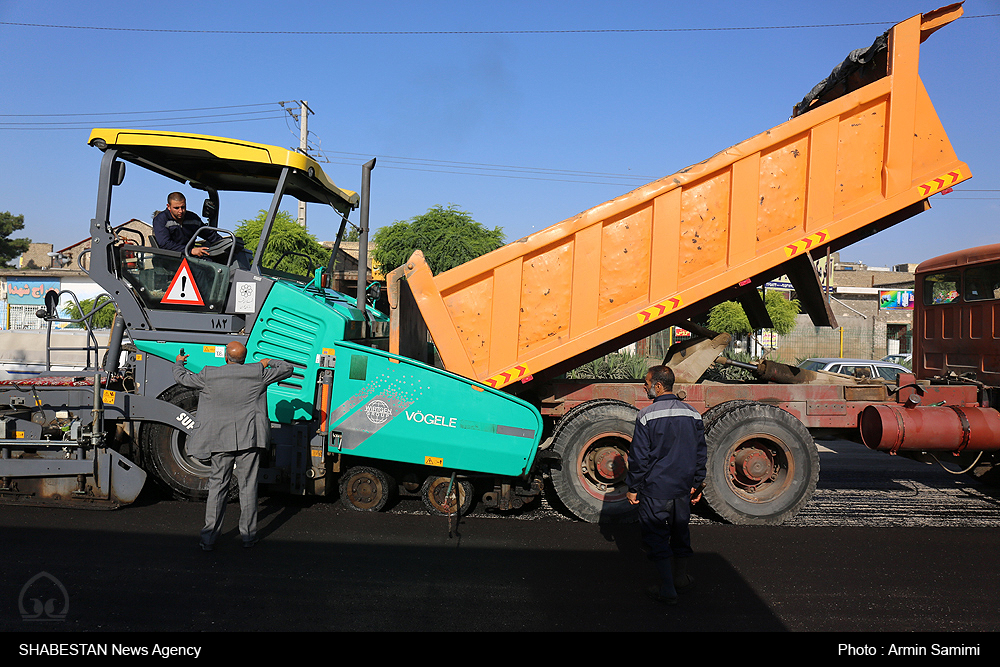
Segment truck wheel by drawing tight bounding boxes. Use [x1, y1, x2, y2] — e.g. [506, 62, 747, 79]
[138, 385, 228, 502]
[702, 402, 819, 526]
[549, 399, 638, 523]
[701, 400, 755, 430]
[421, 476, 473, 516]
[340, 466, 395, 512]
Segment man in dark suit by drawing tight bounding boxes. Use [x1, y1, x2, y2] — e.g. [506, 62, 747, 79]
[626, 365, 707, 605]
[174, 342, 293, 550]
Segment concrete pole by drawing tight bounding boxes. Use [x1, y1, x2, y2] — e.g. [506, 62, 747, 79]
[297, 100, 310, 229]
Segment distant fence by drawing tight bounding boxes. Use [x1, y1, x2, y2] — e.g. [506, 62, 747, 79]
[634, 317, 911, 367]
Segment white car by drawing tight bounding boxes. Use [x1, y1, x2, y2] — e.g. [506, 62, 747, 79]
[881, 353, 912, 367]
[798, 358, 910, 381]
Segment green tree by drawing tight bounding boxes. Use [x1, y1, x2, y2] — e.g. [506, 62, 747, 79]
[707, 291, 800, 336]
[235, 210, 331, 277]
[62, 297, 118, 329]
[371, 204, 504, 275]
[0, 211, 32, 266]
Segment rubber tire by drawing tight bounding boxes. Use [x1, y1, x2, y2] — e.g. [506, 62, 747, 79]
[702, 402, 819, 526]
[421, 476, 473, 516]
[138, 384, 234, 502]
[548, 399, 638, 524]
[340, 466, 396, 512]
[701, 400, 756, 432]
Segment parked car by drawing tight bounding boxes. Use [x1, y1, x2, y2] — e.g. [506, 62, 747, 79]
[798, 357, 910, 381]
[881, 353, 912, 367]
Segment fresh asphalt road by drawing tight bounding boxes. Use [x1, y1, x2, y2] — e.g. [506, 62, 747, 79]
[3, 439, 1000, 642]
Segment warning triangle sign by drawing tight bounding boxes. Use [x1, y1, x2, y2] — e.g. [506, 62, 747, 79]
[161, 258, 206, 306]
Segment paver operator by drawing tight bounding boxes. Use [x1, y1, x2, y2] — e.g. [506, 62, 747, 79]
[153, 192, 222, 257]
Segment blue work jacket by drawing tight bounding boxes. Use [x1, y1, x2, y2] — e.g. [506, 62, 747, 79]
[152, 210, 221, 253]
[625, 393, 707, 500]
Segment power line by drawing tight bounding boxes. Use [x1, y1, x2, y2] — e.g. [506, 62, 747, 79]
[0, 102, 283, 118]
[0, 116, 288, 131]
[2, 99, 995, 190]
[0, 109, 285, 127]
[327, 160, 651, 187]
[313, 148, 656, 181]
[1, 15, 996, 36]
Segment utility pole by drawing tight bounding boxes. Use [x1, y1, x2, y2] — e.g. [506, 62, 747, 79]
[297, 100, 311, 229]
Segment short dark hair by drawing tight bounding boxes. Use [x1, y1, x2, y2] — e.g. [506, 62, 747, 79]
[167, 192, 186, 204]
[647, 365, 675, 391]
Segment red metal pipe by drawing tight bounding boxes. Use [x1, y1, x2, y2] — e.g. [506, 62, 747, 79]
[859, 404, 1000, 453]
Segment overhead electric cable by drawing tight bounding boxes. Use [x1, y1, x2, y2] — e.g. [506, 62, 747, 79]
[0, 15, 996, 36]
[0, 109, 285, 127]
[0, 102, 283, 118]
[0, 116, 288, 131]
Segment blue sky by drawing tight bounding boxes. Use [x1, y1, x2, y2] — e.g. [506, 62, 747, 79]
[2, 1, 997, 269]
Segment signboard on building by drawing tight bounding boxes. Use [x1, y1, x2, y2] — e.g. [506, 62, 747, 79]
[6, 279, 59, 305]
[879, 289, 915, 310]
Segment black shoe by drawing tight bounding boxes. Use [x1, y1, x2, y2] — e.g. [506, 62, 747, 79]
[646, 585, 678, 605]
[199, 542, 214, 552]
[243, 538, 258, 549]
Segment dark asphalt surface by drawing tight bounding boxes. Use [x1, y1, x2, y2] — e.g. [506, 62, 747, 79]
[3, 440, 1000, 652]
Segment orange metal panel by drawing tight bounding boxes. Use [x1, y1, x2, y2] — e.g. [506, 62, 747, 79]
[569, 224, 601, 338]
[394, 6, 971, 389]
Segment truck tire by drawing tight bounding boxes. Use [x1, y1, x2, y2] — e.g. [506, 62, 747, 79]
[702, 402, 819, 526]
[139, 384, 228, 502]
[701, 400, 755, 431]
[548, 399, 638, 523]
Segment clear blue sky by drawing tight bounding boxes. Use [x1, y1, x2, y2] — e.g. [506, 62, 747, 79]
[2, 0, 997, 269]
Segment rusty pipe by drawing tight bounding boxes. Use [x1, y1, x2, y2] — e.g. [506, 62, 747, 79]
[859, 404, 1000, 453]
[714, 357, 858, 385]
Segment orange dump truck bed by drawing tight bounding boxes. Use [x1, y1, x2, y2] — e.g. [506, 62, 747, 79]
[388, 4, 970, 390]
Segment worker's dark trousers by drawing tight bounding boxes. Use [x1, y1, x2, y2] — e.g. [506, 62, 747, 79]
[637, 495, 693, 561]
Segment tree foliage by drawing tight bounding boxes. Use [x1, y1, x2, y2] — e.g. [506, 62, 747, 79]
[707, 292, 801, 336]
[235, 210, 331, 277]
[371, 204, 504, 275]
[0, 211, 32, 266]
[62, 297, 118, 329]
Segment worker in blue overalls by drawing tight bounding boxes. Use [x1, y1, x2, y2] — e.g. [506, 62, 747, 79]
[626, 365, 707, 605]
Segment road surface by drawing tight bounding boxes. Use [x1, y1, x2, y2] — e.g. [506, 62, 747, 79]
[3, 440, 1000, 650]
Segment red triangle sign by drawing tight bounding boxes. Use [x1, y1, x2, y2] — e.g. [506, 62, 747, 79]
[160, 258, 206, 306]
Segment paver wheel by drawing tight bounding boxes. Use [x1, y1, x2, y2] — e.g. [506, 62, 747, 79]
[421, 475, 473, 516]
[340, 466, 396, 512]
[139, 385, 224, 501]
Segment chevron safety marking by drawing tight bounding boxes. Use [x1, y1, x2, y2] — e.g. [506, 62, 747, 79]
[485, 364, 530, 389]
[636, 296, 683, 325]
[784, 229, 829, 258]
[918, 169, 963, 197]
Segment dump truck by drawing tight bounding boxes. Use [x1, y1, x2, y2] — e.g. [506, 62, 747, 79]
[385, 2, 978, 524]
[0, 4, 984, 525]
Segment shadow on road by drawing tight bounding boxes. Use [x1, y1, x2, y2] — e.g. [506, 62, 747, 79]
[2, 506, 785, 633]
